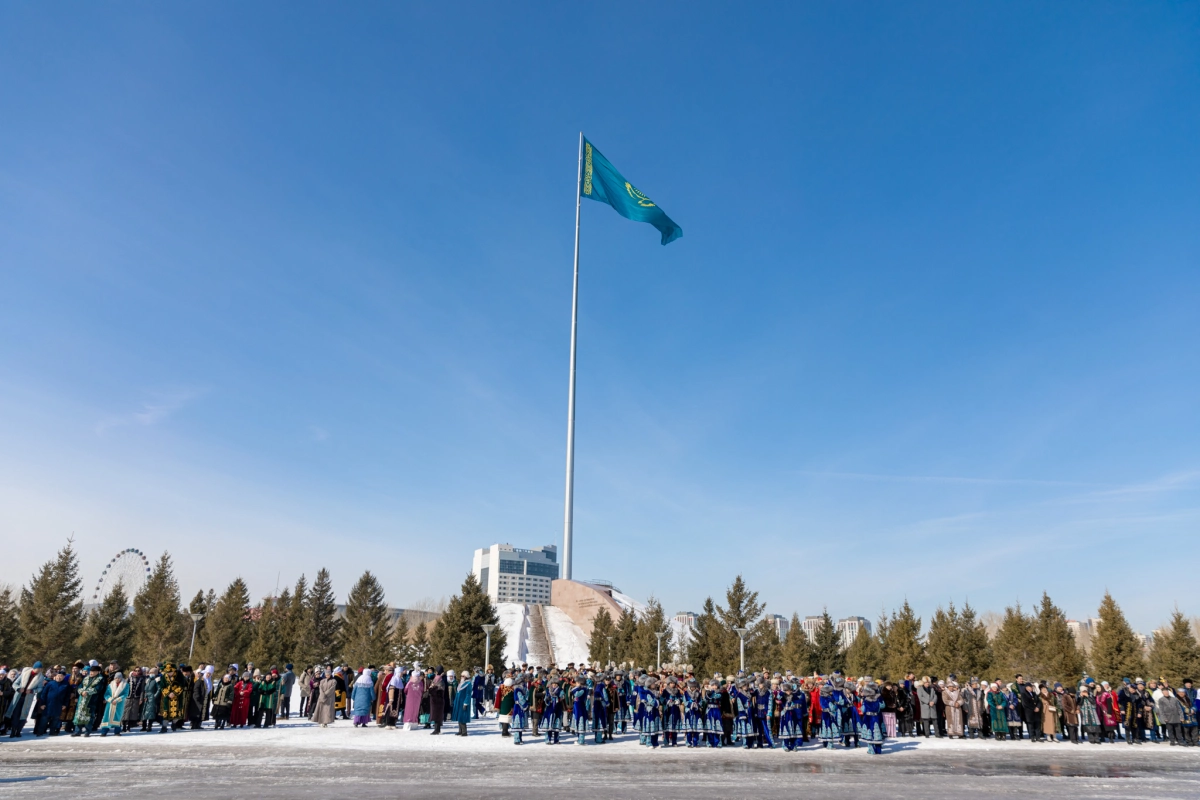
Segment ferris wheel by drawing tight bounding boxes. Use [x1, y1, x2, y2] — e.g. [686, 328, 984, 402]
[92, 548, 152, 602]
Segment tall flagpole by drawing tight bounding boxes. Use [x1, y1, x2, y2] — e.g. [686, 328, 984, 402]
[563, 131, 583, 582]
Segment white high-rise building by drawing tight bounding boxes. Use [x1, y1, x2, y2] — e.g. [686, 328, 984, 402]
[472, 543, 559, 605]
[770, 614, 789, 642]
[801, 616, 823, 644]
[673, 611, 698, 628]
[837, 617, 871, 650]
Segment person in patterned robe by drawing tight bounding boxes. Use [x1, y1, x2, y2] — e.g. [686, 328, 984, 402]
[857, 679, 886, 754]
[778, 682, 806, 751]
[730, 678, 754, 748]
[682, 678, 704, 748]
[71, 665, 104, 738]
[159, 663, 188, 732]
[703, 680, 725, 748]
[541, 678, 564, 744]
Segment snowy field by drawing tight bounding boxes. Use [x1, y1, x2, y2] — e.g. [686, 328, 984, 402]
[2, 718, 1199, 799]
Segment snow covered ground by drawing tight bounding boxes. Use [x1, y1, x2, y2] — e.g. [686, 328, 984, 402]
[2, 718, 1198, 799]
[494, 602, 528, 665]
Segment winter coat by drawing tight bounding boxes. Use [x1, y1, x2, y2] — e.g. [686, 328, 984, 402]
[312, 677, 338, 725]
[351, 681, 376, 717]
[1156, 694, 1185, 725]
[452, 680, 474, 725]
[916, 684, 939, 720]
[1060, 691, 1079, 725]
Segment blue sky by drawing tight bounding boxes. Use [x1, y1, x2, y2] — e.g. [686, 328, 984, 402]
[1, 2, 1197, 633]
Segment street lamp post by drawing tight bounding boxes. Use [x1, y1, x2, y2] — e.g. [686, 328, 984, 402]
[189, 613, 204, 661]
[606, 635, 614, 666]
[733, 627, 749, 673]
[481, 624, 497, 671]
[655, 630, 668, 671]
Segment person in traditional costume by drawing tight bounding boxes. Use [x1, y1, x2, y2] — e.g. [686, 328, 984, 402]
[384, 668, 405, 729]
[730, 678, 754, 748]
[427, 667, 447, 734]
[402, 668, 425, 730]
[857, 680, 886, 754]
[778, 682, 805, 751]
[587, 673, 605, 743]
[641, 677, 662, 748]
[350, 668, 375, 727]
[753, 679, 775, 748]
[99, 671, 128, 736]
[662, 679, 685, 747]
[942, 680, 965, 738]
[260, 669, 281, 728]
[229, 672, 252, 727]
[682, 678, 704, 748]
[471, 667, 485, 719]
[279, 664, 295, 720]
[333, 667, 349, 720]
[159, 662, 189, 732]
[452, 669, 474, 736]
[542, 677, 564, 744]
[962, 678, 984, 739]
[186, 665, 207, 730]
[373, 664, 393, 727]
[70, 664, 103, 737]
[211, 673, 235, 729]
[0, 668, 12, 735]
[298, 667, 313, 717]
[121, 667, 144, 733]
[140, 666, 162, 732]
[1019, 681, 1043, 741]
[312, 669, 338, 728]
[1176, 687, 1198, 746]
[984, 682, 1008, 741]
[8, 663, 45, 738]
[817, 677, 845, 749]
[497, 676, 517, 741]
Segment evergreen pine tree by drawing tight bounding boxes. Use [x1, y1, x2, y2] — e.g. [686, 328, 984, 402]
[1030, 592, 1085, 685]
[715, 576, 778, 673]
[783, 612, 815, 675]
[411, 621, 431, 664]
[307, 568, 342, 665]
[341, 571, 393, 668]
[286, 575, 317, 668]
[991, 603, 1036, 679]
[274, 587, 296, 664]
[812, 608, 844, 675]
[686, 598, 722, 678]
[77, 582, 134, 666]
[1090, 592, 1147, 684]
[199, 578, 253, 669]
[629, 597, 672, 669]
[131, 553, 189, 665]
[1148, 609, 1200, 687]
[957, 601, 993, 679]
[587, 607, 617, 665]
[18, 543, 85, 664]
[925, 603, 963, 678]
[428, 573, 505, 670]
[248, 596, 285, 668]
[614, 607, 639, 666]
[390, 614, 413, 665]
[881, 601, 925, 680]
[0, 586, 19, 665]
[844, 626, 883, 677]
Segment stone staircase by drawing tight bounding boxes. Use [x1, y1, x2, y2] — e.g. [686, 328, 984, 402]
[524, 603, 554, 667]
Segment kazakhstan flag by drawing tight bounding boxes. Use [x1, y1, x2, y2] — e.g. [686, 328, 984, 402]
[581, 136, 682, 245]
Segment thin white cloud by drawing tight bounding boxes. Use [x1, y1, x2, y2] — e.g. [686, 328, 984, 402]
[95, 389, 202, 435]
[795, 470, 1103, 488]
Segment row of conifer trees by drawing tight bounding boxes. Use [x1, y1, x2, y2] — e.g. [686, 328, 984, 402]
[587, 576, 1200, 688]
[4, 548, 1197, 689]
[0, 544, 505, 673]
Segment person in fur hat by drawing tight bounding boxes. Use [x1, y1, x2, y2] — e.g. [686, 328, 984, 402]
[858, 679, 886, 754]
[570, 676, 590, 745]
[730, 677, 754, 748]
[541, 677, 564, 744]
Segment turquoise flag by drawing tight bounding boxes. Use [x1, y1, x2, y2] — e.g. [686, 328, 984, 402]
[581, 136, 682, 245]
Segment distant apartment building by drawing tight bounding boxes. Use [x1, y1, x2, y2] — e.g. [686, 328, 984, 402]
[472, 543, 559, 605]
[770, 614, 789, 642]
[801, 616, 823, 644]
[837, 617, 871, 650]
[673, 611, 698, 628]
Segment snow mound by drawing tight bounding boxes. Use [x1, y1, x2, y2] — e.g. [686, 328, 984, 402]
[495, 602, 528, 666]
[542, 605, 590, 666]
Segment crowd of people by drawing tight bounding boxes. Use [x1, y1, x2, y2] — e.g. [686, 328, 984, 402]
[4, 657, 1199, 753]
[0, 660, 296, 738]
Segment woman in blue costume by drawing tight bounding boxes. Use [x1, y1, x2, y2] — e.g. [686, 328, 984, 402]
[779, 682, 806, 751]
[591, 674, 609, 743]
[510, 675, 528, 744]
[661, 679, 684, 747]
[704, 680, 725, 747]
[570, 677, 590, 745]
[857, 679, 886, 754]
[818, 677, 847, 748]
[682, 678, 705, 748]
[541, 678, 564, 744]
[752, 680, 774, 748]
[641, 677, 662, 748]
[730, 678, 754, 748]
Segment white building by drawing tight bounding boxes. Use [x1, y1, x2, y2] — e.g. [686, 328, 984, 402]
[472, 543, 559, 605]
[769, 614, 789, 642]
[801, 615, 823, 644]
[837, 617, 871, 650]
[673, 611, 698, 628]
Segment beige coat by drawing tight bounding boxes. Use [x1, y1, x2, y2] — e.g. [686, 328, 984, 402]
[941, 688, 964, 737]
[312, 677, 338, 725]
